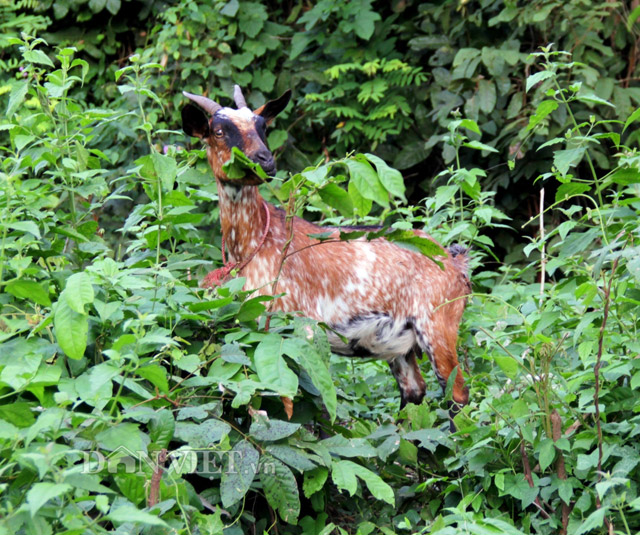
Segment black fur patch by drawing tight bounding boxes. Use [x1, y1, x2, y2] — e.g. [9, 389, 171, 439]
[211, 116, 245, 153]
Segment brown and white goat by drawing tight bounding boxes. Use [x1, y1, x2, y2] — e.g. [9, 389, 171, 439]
[182, 86, 470, 421]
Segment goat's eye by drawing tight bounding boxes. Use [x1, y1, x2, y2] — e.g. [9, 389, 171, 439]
[214, 129, 224, 138]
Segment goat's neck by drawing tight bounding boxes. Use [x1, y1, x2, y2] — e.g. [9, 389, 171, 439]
[216, 178, 267, 262]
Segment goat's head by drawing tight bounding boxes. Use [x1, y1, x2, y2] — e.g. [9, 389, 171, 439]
[182, 85, 291, 184]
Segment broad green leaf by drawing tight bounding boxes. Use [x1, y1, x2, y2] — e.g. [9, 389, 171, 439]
[266, 445, 316, 472]
[249, 418, 301, 441]
[348, 179, 372, 216]
[553, 147, 585, 176]
[459, 118, 481, 135]
[136, 364, 169, 393]
[220, 0, 239, 17]
[332, 460, 394, 505]
[283, 337, 337, 422]
[27, 482, 72, 516]
[108, 506, 168, 526]
[331, 460, 357, 496]
[463, 140, 499, 153]
[623, 106, 640, 133]
[96, 422, 145, 453]
[574, 508, 606, 535]
[24, 49, 54, 67]
[555, 182, 591, 202]
[114, 474, 146, 505]
[64, 272, 94, 314]
[319, 183, 354, 217]
[527, 100, 558, 130]
[477, 79, 497, 113]
[261, 455, 300, 524]
[174, 419, 231, 447]
[5, 280, 51, 306]
[365, 153, 406, 201]
[221, 440, 260, 508]
[494, 356, 519, 378]
[7, 81, 28, 117]
[538, 439, 556, 471]
[54, 297, 88, 360]
[7, 220, 41, 238]
[346, 157, 389, 208]
[526, 70, 555, 92]
[151, 151, 178, 191]
[303, 466, 329, 497]
[149, 409, 175, 449]
[253, 334, 298, 397]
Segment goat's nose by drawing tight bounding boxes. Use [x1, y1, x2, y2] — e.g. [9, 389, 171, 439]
[253, 150, 275, 173]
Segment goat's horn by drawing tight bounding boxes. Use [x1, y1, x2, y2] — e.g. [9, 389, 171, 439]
[233, 85, 247, 108]
[182, 91, 222, 115]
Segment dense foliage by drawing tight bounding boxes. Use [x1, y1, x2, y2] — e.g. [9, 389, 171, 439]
[1, 1, 640, 534]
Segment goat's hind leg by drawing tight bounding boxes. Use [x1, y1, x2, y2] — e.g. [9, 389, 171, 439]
[388, 348, 426, 409]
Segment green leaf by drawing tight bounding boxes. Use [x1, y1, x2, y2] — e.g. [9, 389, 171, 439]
[64, 272, 94, 314]
[253, 334, 298, 397]
[576, 92, 615, 108]
[348, 179, 373, 216]
[303, 466, 329, 497]
[221, 440, 260, 508]
[220, 0, 239, 17]
[319, 183, 354, 217]
[365, 153, 406, 201]
[354, 10, 381, 40]
[250, 418, 301, 441]
[346, 157, 389, 208]
[574, 508, 606, 535]
[283, 337, 337, 422]
[538, 439, 556, 471]
[266, 445, 316, 472]
[332, 460, 394, 505]
[261, 455, 301, 524]
[608, 167, 640, 185]
[458, 118, 481, 135]
[149, 409, 175, 449]
[54, 297, 88, 360]
[108, 506, 168, 527]
[7, 220, 41, 238]
[24, 49, 54, 67]
[494, 356, 518, 378]
[477, 79, 497, 113]
[463, 140, 499, 153]
[96, 423, 145, 453]
[527, 100, 558, 130]
[151, 151, 177, 191]
[5, 280, 51, 306]
[526, 70, 555, 92]
[27, 482, 72, 516]
[7, 81, 28, 117]
[623, 106, 640, 133]
[553, 147, 586, 176]
[555, 182, 591, 202]
[105, 0, 121, 14]
[174, 419, 231, 447]
[136, 364, 169, 393]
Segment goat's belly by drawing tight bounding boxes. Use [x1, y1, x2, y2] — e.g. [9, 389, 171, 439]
[326, 312, 416, 361]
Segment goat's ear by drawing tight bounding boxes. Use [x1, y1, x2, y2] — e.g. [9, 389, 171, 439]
[182, 104, 210, 139]
[254, 89, 292, 125]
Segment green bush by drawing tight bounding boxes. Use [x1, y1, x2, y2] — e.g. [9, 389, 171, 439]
[2, 3, 640, 534]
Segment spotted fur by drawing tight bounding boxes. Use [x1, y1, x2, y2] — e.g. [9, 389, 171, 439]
[183, 86, 471, 421]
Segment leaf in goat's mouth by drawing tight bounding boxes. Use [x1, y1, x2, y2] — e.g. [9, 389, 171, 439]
[222, 146, 270, 180]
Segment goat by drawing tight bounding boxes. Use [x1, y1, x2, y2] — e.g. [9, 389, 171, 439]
[182, 86, 470, 425]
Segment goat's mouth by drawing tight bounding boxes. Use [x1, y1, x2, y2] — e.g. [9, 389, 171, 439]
[221, 148, 276, 184]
